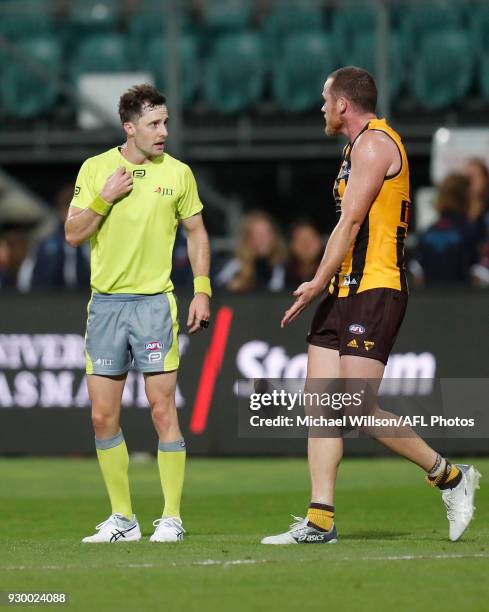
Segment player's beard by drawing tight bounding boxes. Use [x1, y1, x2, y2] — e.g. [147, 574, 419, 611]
[325, 114, 342, 136]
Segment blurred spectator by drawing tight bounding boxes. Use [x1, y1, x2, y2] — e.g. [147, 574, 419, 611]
[216, 210, 286, 291]
[464, 158, 489, 227]
[411, 174, 478, 285]
[0, 223, 33, 289]
[464, 157, 489, 245]
[285, 219, 324, 288]
[22, 184, 90, 290]
[463, 158, 489, 286]
[471, 242, 489, 287]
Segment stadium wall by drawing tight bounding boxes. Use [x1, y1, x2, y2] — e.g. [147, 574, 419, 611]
[0, 291, 487, 456]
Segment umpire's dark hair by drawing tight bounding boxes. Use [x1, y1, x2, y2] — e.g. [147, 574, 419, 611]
[118, 84, 167, 123]
[328, 66, 377, 113]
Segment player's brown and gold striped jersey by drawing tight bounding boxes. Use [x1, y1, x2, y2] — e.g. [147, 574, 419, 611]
[329, 118, 410, 298]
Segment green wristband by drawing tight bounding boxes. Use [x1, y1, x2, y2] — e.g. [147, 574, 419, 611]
[89, 195, 112, 216]
[194, 276, 212, 297]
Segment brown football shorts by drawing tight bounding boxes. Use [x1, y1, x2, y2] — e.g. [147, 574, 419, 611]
[306, 288, 408, 365]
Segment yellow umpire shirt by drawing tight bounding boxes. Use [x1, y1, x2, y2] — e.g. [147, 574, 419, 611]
[70, 147, 203, 294]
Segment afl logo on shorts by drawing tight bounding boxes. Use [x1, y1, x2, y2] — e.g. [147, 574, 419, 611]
[348, 324, 365, 335]
[145, 341, 163, 351]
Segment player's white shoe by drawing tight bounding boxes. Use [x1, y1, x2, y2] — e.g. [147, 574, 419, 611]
[261, 516, 338, 544]
[442, 464, 481, 542]
[81, 513, 141, 543]
[150, 517, 185, 542]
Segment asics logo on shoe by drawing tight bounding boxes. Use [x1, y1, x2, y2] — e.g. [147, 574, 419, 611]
[109, 524, 137, 543]
[297, 533, 325, 543]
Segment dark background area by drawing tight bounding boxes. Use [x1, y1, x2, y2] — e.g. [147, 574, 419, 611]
[3, 150, 432, 234]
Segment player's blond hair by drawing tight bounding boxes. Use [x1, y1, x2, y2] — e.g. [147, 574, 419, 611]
[229, 211, 287, 291]
[434, 173, 469, 215]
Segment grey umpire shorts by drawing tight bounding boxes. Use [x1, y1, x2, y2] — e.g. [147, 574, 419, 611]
[85, 292, 179, 375]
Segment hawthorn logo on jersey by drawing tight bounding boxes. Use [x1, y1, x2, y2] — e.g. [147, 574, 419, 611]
[337, 160, 350, 181]
[364, 341, 375, 351]
[133, 169, 146, 178]
[154, 186, 175, 196]
[349, 324, 365, 335]
[145, 341, 163, 351]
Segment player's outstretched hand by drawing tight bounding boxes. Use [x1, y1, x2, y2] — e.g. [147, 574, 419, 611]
[100, 167, 133, 203]
[281, 280, 322, 328]
[187, 293, 211, 334]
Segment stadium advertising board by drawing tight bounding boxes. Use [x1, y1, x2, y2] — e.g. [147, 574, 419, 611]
[0, 292, 487, 455]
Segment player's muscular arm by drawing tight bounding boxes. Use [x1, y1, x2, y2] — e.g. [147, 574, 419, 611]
[65, 167, 133, 247]
[281, 131, 397, 327]
[181, 213, 211, 334]
[313, 131, 397, 287]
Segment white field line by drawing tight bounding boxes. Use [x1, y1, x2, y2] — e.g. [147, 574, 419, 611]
[192, 559, 270, 567]
[3, 552, 489, 571]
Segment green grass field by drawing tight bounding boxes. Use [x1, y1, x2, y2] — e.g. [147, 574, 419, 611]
[0, 457, 487, 612]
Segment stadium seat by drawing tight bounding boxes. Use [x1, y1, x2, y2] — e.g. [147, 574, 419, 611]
[128, 4, 191, 56]
[331, 5, 376, 61]
[471, 5, 489, 56]
[71, 34, 131, 76]
[0, 0, 52, 39]
[478, 54, 489, 101]
[204, 33, 265, 114]
[345, 33, 404, 98]
[273, 33, 337, 113]
[128, 14, 165, 56]
[400, 5, 462, 54]
[263, 3, 325, 58]
[1, 36, 61, 118]
[146, 36, 199, 106]
[203, 0, 253, 33]
[412, 31, 474, 109]
[68, 0, 120, 32]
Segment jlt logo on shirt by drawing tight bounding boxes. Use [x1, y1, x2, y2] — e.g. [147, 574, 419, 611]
[154, 186, 174, 196]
